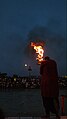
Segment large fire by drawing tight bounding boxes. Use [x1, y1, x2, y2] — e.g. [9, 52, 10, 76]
[31, 42, 44, 64]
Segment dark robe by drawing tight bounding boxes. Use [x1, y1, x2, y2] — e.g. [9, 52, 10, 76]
[40, 58, 60, 116]
[40, 59, 59, 97]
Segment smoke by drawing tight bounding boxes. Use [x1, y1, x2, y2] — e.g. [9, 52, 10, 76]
[24, 26, 47, 58]
[24, 19, 66, 75]
[24, 25, 64, 57]
[24, 18, 66, 58]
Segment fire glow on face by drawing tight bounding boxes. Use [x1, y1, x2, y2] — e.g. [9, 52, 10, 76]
[31, 42, 44, 64]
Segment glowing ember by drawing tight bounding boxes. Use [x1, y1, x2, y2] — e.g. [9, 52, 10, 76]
[31, 42, 44, 64]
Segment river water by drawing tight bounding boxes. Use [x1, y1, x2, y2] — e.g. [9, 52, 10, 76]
[0, 89, 67, 117]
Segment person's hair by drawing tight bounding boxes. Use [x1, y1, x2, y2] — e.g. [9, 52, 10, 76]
[45, 56, 50, 60]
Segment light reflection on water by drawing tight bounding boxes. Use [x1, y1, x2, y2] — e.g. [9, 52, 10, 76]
[0, 89, 67, 116]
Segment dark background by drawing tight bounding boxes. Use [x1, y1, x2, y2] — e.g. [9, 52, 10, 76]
[0, 0, 66, 76]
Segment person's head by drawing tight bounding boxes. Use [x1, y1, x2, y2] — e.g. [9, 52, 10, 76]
[44, 56, 50, 60]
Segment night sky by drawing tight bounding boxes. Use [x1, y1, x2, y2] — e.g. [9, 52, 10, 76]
[0, 0, 66, 76]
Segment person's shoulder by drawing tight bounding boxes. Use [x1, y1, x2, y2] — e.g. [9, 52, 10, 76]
[40, 60, 47, 66]
[50, 59, 57, 65]
[41, 60, 47, 64]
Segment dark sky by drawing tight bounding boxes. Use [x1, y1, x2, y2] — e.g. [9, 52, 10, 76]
[0, 0, 66, 76]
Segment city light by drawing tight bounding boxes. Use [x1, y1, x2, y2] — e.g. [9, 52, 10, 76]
[24, 64, 28, 67]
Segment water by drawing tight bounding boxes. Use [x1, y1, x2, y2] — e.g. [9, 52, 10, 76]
[0, 89, 67, 117]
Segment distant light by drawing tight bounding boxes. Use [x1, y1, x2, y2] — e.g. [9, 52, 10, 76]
[64, 76, 67, 78]
[14, 78, 16, 81]
[25, 64, 27, 67]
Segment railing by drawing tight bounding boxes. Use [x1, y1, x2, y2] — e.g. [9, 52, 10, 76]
[61, 95, 67, 115]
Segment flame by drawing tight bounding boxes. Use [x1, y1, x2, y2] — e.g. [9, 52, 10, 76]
[31, 42, 44, 64]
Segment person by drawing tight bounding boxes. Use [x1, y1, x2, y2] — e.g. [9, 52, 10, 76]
[40, 56, 60, 119]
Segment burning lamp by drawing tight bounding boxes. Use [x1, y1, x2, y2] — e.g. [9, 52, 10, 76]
[31, 42, 44, 64]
